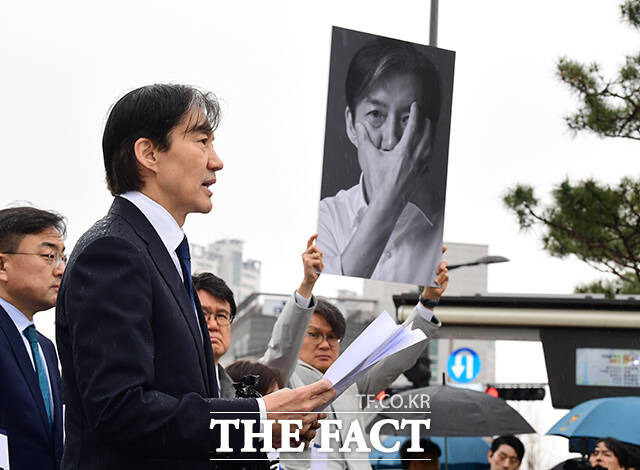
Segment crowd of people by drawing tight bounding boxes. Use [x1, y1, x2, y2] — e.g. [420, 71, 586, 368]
[0, 79, 637, 470]
[397, 435, 640, 470]
[0, 83, 450, 470]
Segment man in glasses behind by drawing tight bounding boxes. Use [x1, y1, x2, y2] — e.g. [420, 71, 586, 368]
[192, 271, 241, 399]
[193, 234, 327, 399]
[0, 206, 66, 469]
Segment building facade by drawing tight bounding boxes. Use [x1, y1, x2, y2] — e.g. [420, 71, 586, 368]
[190, 239, 261, 303]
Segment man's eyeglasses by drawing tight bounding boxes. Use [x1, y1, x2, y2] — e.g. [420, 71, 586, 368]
[305, 330, 341, 347]
[204, 311, 232, 326]
[2, 251, 67, 269]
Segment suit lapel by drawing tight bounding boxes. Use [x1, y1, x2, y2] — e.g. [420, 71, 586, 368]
[195, 293, 219, 397]
[0, 306, 51, 436]
[109, 197, 211, 395]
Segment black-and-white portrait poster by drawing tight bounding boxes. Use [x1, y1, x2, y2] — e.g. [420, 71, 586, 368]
[317, 26, 455, 286]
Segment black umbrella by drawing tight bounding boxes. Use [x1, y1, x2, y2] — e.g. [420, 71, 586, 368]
[548, 457, 593, 470]
[365, 383, 535, 470]
[366, 384, 535, 437]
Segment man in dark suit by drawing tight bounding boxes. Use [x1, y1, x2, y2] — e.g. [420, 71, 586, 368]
[56, 84, 334, 470]
[0, 206, 66, 469]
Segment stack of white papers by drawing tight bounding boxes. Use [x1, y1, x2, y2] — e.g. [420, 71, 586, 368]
[319, 310, 427, 407]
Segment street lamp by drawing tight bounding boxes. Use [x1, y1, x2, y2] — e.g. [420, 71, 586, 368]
[447, 255, 510, 271]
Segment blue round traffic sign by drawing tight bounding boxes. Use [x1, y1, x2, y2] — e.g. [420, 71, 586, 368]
[447, 347, 481, 383]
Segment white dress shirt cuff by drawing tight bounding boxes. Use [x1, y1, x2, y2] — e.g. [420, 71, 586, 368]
[294, 290, 312, 308]
[416, 303, 435, 322]
[257, 397, 267, 431]
[256, 398, 267, 422]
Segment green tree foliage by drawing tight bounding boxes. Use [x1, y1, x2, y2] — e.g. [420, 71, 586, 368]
[557, 0, 640, 141]
[575, 278, 640, 297]
[504, 1, 640, 297]
[504, 178, 640, 293]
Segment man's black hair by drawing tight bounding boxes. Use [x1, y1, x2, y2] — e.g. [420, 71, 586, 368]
[314, 298, 346, 340]
[490, 435, 525, 462]
[0, 206, 66, 252]
[102, 83, 221, 195]
[595, 437, 631, 468]
[345, 38, 441, 126]
[623, 442, 640, 468]
[399, 438, 441, 469]
[192, 272, 236, 322]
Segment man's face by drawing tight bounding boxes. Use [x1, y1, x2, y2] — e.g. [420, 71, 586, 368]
[298, 313, 340, 373]
[590, 441, 625, 470]
[197, 289, 231, 360]
[0, 228, 65, 317]
[153, 109, 223, 223]
[346, 72, 424, 201]
[488, 444, 521, 470]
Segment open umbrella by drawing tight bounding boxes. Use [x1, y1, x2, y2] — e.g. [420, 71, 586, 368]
[365, 384, 535, 437]
[365, 384, 534, 469]
[369, 435, 490, 469]
[547, 396, 640, 446]
[548, 457, 593, 470]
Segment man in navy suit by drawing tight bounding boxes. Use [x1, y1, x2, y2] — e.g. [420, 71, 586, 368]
[0, 206, 66, 469]
[56, 84, 334, 469]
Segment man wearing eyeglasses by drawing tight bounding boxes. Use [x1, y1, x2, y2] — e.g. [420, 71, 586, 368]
[192, 272, 238, 399]
[261, 238, 448, 469]
[0, 206, 66, 470]
[487, 435, 524, 470]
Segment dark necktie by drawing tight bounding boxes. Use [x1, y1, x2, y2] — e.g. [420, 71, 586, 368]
[23, 325, 53, 426]
[176, 236, 196, 308]
[176, 236, 202, 342]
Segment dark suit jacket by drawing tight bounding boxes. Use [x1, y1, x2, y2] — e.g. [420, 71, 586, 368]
[56, 197, 259, 470]
[0, 305, 64, 470]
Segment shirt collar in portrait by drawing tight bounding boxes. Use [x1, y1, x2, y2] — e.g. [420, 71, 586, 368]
[0, 296, 34, 334]
[120, 191, 185, 256]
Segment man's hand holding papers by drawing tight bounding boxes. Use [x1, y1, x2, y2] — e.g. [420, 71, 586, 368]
[263, 379, 335, 448]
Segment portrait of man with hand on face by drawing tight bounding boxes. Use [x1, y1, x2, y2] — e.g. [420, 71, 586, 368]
[318, 27, 455, 286]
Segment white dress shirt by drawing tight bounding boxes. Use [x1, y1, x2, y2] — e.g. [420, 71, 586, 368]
[317, 175, 442, 286]
[0, 296, 54, 411]
[120, 191, 186, 281]
[120, 192, 266, 415]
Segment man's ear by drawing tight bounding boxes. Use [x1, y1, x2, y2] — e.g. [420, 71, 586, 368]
[0, 254, 9, 283]
[345, 107, 358, 147]
[134, 137, 159, 175]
